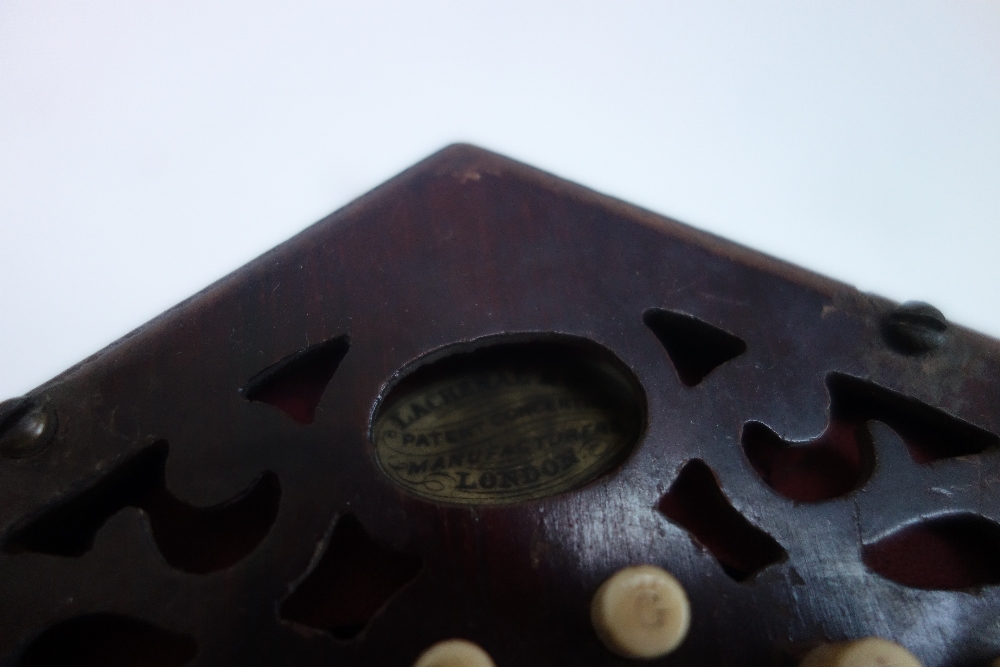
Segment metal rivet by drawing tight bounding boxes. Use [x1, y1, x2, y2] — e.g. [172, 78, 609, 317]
[412, 639, 496, 667]
[590, 564, 690, 659]
[0, 397, 57, 459]
[881, 301, 948, 355]
[800, 637, 922, 667]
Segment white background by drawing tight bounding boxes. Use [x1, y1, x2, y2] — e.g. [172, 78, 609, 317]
[1, 1, 998, 400]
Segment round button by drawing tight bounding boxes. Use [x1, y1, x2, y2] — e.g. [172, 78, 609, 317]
[412, 639, 496, 667]
[800, 637, 922, 667]
[590, 564, 691, 659]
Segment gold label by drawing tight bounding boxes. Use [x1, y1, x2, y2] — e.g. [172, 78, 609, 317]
[373, 369, 637, 505]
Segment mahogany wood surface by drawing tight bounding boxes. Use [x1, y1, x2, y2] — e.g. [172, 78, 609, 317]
[1, 145, 999, 666]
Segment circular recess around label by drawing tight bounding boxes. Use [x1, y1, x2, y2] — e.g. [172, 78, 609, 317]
[371, 335, 647, 505]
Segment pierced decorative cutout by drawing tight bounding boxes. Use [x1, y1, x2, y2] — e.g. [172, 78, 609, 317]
[4, 441, 281, 574]
[863, 514, 1000, 590]
[657, 460, 786, 581]
[742, 373, 1000, 503]
[19, 613, 197, 667]
[280, 514, 422, 640]
[829, 373, 998, 464]
[742, 420, 874, 503]
[242, 336, 350, 425]
[642, 308, 746, 386]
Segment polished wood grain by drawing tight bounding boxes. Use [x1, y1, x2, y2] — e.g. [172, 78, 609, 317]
[1, 145, 999, 666]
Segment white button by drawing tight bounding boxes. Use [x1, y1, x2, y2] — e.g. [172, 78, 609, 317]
[412, 639, 496, 667]
[800, 637, 923, 667]
[590, 564, 691, 659]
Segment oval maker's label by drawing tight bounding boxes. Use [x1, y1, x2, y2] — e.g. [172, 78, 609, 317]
[373, 369, 635, 505]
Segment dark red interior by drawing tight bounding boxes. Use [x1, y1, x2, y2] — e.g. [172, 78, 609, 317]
[19, 614, 197, 667]
[863, 514, 1000, 590]
[658, 459, 786, 581]
[242, 336, 350, 425]
[742, 373, 999, 503]
[280, 514, 422, 640]
[643, 308, 747, 387]
[742, 419, 873, 503]
[4, 441, 280, 574]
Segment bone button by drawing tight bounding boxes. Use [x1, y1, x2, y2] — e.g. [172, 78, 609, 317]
[412, 639, 496, 667]
[800, 637, 923, 667]
[590, 564, 691, 659]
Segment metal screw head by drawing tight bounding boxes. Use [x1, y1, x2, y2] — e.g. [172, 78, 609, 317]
[0, 397, 57, 459]
[881, 301, 948, 355]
